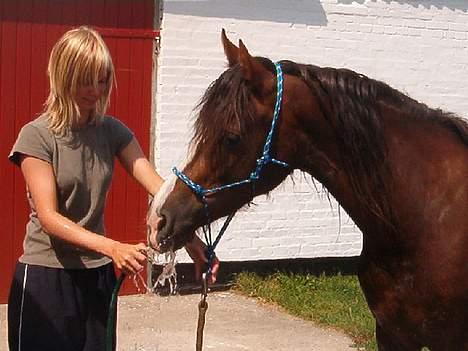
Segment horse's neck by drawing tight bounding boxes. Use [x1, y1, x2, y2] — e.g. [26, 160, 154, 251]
[296, 107, 398, 241]
[301, 105, 467, 257]
[301, 154, 401, 264]
[299, 147, 379, 234]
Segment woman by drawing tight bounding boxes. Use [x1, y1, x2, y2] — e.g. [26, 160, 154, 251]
[7, 26, 217, 351]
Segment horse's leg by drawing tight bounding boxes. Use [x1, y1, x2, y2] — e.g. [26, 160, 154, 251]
[376, 323, 420, 351]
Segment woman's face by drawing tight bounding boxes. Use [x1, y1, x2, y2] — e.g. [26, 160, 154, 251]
[75, 75, 107, 120]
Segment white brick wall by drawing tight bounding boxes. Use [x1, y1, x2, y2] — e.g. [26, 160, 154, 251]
[154, 0, 468, 262]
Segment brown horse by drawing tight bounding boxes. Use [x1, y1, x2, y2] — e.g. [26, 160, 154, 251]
[149, 30, 468, 350]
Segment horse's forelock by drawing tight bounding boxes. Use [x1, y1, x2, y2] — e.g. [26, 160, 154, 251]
[191, 64, 261, 169]
[194, 58, 277, 141]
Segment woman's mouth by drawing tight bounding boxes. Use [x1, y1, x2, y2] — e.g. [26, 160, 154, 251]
[83, 98, 97, 105]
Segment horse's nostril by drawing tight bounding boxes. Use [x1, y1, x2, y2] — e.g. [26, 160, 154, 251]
[155, 210, 173, 246]
[157, 214, 166, 231]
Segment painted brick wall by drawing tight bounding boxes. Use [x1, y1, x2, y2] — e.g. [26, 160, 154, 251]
[154, 0, 468, 262]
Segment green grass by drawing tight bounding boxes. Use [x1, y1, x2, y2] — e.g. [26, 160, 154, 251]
[233, 272, 376, 350]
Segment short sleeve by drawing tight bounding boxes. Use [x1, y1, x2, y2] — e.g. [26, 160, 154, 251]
[105, 117, 134, 155]
[8, 123, 53, 166]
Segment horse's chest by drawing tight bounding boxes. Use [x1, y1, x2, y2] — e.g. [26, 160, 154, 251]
[359, 261, 425, 327]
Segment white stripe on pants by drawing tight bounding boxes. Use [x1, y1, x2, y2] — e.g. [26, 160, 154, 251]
[18, 264, 28, 351]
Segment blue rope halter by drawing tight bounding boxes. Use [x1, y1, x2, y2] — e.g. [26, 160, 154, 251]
[172, 62, 289, 275]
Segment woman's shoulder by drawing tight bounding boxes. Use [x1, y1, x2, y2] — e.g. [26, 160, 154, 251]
[101, 115, 133, 134]
[100, 115, 134, 153]
[23, 114, 49, 129]
[101, 115, 126, 128]
[18, 115, 53, 139]
[9, 115, 54, 165]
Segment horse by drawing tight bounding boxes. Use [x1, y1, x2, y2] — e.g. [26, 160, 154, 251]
[148, 30, 468, 350]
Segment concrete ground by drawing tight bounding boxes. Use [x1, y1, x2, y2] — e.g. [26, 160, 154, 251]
[1, 291, 356, 351]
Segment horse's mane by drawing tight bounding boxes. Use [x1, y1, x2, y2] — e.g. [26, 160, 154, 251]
[193, 64, 258, 146]
[193, 57, 468, 224]
[284, 61, 468, 145]
[282, 60, 395, 223]
[281, 60, 468, 223]
[192, 63, 262, 177]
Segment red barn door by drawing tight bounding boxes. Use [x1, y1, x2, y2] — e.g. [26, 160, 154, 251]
[0, 0, 157, 302]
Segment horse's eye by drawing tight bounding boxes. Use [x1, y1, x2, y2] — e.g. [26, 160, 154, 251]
[223, 133, 241, 149]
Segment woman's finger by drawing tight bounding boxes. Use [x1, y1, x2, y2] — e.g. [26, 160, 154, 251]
[133, 251, 147, 264]
[135, 243, 148, 252]
[127, 257, 143, 273]
[208, 256, 220, 284]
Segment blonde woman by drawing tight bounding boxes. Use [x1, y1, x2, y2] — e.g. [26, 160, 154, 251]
[7, 26, 218, 351]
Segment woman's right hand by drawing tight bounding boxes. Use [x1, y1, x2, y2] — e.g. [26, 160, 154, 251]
[109, 241, 148, 275]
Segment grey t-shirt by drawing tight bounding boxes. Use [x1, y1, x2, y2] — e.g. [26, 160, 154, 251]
[9, 115, 134, 269]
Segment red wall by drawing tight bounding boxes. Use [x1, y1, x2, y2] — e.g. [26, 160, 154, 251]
[0, 0, 157, 302]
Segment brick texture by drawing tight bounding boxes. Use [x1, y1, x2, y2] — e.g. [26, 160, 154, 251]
[154, 0, 468, 262]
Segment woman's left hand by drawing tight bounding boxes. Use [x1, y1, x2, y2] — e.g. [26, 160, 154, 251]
[185, 235, 220, 284]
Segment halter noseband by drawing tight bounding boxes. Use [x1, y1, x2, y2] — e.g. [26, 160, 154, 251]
[172, 62, 289, 273]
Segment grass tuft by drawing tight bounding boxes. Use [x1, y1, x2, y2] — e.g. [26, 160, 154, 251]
[233, 272, 376, 350]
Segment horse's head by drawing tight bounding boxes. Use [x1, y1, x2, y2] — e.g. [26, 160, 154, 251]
[148, 30, 326, 251]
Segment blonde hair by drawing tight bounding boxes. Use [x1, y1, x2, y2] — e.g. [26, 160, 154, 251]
[44, 26, 114, 134]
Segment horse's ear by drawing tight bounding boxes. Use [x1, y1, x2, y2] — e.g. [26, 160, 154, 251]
[238, 39, 271, 94]
[221, 29, 239, 67]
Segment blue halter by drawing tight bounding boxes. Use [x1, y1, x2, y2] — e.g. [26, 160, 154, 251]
[172, 62, 289, 274]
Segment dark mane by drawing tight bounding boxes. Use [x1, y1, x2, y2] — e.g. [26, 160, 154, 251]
[281, 59, 468, 225]
[279, 60, 393, 223]
[289, 62, 468, 145]
[193, 64, 258, 147]
[193, 57, 277, 148]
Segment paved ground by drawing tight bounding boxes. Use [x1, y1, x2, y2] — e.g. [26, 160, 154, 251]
[1, 291, 356, 351]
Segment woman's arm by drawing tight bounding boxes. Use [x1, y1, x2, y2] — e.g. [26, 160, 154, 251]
[117, 138, 163, 196]
[20, 155, 147, 275]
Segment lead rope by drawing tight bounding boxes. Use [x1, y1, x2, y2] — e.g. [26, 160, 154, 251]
[196, 273, 209, 351]
[195, 211, 236, 351]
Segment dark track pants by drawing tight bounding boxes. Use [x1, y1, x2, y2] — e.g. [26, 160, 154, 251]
[8, 262, 116, 351]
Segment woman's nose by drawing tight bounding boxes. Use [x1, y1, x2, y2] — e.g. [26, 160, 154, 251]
[87, 86, 100, 96]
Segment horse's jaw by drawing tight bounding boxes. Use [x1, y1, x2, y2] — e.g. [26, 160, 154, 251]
[147, 176, 198, 252]
[152, 202, 201, 252]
